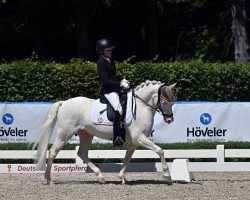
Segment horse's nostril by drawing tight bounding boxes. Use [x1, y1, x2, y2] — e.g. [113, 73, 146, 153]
[164, 117, 174, 124]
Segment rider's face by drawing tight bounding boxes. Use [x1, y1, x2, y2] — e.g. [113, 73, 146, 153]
[103, 49, 112, 58]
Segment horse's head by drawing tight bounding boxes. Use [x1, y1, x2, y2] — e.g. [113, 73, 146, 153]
[134, 80, 176, 124]
[157, 83, 176, 124]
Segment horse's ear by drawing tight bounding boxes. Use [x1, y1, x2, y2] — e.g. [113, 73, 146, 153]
[169, 82, 177, 90]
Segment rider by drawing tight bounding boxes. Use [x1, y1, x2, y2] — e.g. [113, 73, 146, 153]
[96, 38, 130, 147]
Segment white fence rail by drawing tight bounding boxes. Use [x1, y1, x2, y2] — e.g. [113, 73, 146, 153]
[1, 145, 250, 172]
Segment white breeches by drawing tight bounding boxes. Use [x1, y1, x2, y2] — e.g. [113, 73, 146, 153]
[104, 92, 122, 115]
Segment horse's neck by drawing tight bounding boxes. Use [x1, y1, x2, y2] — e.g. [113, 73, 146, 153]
[135, 84, 159, 104]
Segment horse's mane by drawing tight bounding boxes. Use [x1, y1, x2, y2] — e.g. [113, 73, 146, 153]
[134, 80, 162, 91]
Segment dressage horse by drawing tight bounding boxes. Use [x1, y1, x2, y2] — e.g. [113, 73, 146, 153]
[33, 80, 176, 185]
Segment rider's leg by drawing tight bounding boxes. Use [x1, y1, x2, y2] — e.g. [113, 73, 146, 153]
[104, 92, 122, 115]
[104, 92, 125, 147]
[113, 110, 126, 146]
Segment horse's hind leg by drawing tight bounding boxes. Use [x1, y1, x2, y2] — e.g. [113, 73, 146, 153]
[77, 131, 105, 184]
[45, 127, 68, 185]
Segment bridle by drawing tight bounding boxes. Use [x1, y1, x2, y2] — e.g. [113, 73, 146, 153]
[132, 84, 174, 119]
[156, 84, 174, 118]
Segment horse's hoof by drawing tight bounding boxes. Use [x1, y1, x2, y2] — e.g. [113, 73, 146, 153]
[163, 174, 172, 181]
[121, 178, 127, 185]
[43, 180, 53, 185]
[97, 177, 106, 184]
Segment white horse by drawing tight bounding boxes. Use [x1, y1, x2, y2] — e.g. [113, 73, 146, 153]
[33, 80, 176, 185]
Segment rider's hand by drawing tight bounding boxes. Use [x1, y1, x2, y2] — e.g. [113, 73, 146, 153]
[120, 78, 130, 90]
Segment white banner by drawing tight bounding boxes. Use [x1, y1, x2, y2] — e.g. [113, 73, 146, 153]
[0, 164, 87, 173]
[0, 102, 249, 143]
[152, 102, 250, 143]
[0, 102, 53, 143]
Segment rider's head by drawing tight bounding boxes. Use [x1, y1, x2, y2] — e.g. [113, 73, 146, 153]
[96, 38, 115, 58]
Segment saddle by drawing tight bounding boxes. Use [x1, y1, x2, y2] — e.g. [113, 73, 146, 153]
[92, 91, 133, 126]
[99, 91, 128, 122]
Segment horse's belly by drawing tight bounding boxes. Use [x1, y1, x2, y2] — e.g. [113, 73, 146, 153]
[85, 125, 113, 141]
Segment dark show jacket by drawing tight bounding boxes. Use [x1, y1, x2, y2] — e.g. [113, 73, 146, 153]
[97, 55, 121, 95]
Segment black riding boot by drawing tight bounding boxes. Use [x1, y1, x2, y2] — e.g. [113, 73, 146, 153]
[113, 111, 125, 147]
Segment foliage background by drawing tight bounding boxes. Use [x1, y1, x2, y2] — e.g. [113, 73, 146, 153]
[0, 0, 249, 62]
[0, 59, 249, 102]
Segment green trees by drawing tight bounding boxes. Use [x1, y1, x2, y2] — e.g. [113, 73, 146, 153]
[0, 0, 249, 63]
[231, 0, 250, 63]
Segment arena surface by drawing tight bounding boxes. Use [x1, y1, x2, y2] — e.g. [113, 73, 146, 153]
[0, 172, 250, 200]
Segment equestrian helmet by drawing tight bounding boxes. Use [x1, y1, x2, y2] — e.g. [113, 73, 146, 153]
[96, 38, 115, 54]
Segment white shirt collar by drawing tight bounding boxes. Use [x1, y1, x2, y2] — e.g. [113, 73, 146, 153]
[102, 55, 111, 63]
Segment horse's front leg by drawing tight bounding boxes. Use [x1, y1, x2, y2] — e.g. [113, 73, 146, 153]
[118, 144, 137, 185]
[137, 134, 171, 181]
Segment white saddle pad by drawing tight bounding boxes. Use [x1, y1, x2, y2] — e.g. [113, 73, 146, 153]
[92, 92, 133, 126]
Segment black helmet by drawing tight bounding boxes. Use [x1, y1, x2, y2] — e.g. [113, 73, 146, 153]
[96, 38, 115, 54]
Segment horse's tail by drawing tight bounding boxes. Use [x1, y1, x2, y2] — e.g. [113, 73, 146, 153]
[32, 101, 63, 171]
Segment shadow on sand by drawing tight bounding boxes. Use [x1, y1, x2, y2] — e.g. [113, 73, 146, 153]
[53, 179, 204, 186]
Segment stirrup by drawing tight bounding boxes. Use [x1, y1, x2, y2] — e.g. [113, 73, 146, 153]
[113, 136, 125, 147]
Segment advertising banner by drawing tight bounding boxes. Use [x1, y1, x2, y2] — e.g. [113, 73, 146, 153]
[0, 164, 87, 173]
[0, 102, 249, 144]
[152, 102, 250, 143]
[0, 102, 53, 143]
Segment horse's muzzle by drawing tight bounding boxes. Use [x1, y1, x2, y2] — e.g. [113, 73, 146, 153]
[164, 116, 174, 124]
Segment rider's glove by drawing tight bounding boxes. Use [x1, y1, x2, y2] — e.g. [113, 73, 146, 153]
[120, 79, 130, 90]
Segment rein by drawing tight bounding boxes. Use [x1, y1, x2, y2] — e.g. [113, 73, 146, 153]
[132, 84, 173, 119]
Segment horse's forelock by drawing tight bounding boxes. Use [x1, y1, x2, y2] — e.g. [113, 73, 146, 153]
[162, 86, 174, 100]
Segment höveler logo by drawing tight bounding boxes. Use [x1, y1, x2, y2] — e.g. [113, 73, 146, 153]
[186, 113, 227, 139]
[0, 113, 28, 139]
[200, 113, 212, 125]
[2, 113, 14, 125]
